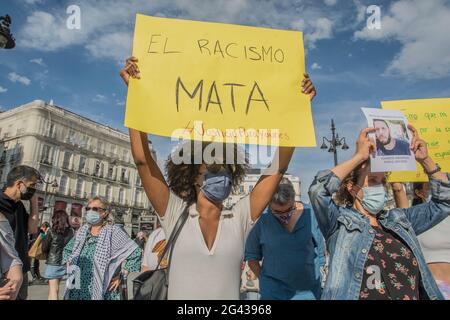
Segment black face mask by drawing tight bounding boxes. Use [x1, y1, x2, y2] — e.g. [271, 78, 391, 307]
[20, 185, 36, 200]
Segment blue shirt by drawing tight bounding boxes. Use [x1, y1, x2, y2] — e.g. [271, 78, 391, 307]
[244, 205, 325, 300]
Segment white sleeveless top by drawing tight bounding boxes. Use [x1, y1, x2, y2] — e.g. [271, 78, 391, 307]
[418, 216, 450, 264]
[160, 192, 254, 300]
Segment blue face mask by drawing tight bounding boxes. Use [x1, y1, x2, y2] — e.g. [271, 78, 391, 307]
[360, 185, 387, 215]
[200, 171, 233, 203]
[85, 210, 102, 225]
[426, 193, 432, 203]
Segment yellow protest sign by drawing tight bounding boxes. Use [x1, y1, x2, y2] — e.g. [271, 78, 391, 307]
[125, 14, 315, 147]
[382, 98, 450, 182]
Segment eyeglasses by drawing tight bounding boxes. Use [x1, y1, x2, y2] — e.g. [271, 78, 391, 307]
[85, 206, 105, 212]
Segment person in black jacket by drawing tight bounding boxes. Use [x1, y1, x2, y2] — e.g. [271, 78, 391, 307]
[42, 210, 73, 300]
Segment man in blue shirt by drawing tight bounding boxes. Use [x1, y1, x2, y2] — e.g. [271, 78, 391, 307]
[245, 178, 326, 300]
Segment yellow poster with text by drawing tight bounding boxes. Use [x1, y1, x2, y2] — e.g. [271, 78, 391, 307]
[382, 98, 450, 182]
[125, 14, 315, 147]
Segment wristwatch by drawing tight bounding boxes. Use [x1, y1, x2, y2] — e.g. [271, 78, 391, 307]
[425, 163, 441, 175]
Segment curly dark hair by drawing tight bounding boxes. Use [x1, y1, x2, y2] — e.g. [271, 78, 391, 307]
[166, 141, 250, 203]
[334, 161, 390, 206]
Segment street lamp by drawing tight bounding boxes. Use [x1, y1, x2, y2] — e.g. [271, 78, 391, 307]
[39, 178, 59, 223]
[0, 15, 15, 49]
[320, 119, 349, 166]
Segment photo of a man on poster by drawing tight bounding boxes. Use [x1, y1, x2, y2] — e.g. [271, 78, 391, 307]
[373, 119, 412, 156]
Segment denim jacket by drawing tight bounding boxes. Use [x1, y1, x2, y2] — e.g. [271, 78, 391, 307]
[308, 170, 450, 300]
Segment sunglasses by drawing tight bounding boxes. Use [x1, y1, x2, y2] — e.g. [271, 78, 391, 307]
[271, 206, 296, 215]
[85, 206, 106, 212]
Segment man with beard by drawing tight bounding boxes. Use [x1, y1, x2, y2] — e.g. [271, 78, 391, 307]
[373, 119, 411, 156]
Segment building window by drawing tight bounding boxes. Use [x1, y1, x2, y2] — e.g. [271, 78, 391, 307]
[108, 165, 114, 179]
[78, 156, 86, 172]
[134, 191, 141, 206]
[59, 176, 68, 194]
[240, 186, 244, 194]
[62, 151, 72, 170]
[99, 163, 104, 178]
[105, 185, 111, 201]
[49, 123, 55, 138]
[91, 182, 98, 196]
[249, 185, 254, 192]
[119, 188, 124, 204]
[41, 145, 52, 163]
[122, 149, 128, 162]
[121, 168, 127, 183]
[94, 160, 101, 176]
[110, 145, 116, 156]
[135, 175, 141, 187]
[76, 179, 83, 197]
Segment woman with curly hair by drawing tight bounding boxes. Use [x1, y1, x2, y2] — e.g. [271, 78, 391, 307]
[120, 56, 316, 299]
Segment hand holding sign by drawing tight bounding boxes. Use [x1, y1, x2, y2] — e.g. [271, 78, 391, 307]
[408, 125, 429, 163]
[355, 127, 377, 162]
[125, 14, 316, 147]
[120, 56, 141, 86]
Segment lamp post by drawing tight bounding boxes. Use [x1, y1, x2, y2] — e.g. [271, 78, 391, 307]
[39, 178, 59, 223]
[320, 119, 349, 166]
[0, 15, 15, 49]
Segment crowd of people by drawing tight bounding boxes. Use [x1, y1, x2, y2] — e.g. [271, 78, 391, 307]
[0, 57, 449, 300]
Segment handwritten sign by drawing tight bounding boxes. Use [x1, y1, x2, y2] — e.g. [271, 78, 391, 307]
[125, 14, 315, 147]
[381, 98, 450, 182]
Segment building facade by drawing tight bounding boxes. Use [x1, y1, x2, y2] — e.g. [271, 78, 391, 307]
[0, 100, 157, 235]
[225, 168, 301, 208]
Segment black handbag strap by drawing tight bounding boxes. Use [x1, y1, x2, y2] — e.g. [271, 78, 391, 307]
[155, 203, 191, 273]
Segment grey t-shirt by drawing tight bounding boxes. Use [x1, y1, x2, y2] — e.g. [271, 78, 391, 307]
[0, 213, 23, 275]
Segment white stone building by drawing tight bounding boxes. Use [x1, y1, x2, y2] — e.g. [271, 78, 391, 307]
[225, 168, 301, 208]
[0, 100, 157, 235]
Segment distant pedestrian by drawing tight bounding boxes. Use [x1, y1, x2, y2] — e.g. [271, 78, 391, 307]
[42, 210, 73, 300]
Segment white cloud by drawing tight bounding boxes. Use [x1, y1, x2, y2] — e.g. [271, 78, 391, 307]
[354, 0, 450, 79]
[324, 0, 337, 6]
[311, 62, 322, 70]
[23, 0, 45, 4]
[0, 86, 8, 93]
[85, 32, 132, 64]
[18, 0, 346, 61]
[29, 58, 46, 66]
[93, 94, 107, 103]
[303, 18, 334, 48]
[116, 100, 125, 106]
[8, 72, 31, 86]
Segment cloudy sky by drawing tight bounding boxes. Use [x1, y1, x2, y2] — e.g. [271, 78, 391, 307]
[1, 0, 450, 201]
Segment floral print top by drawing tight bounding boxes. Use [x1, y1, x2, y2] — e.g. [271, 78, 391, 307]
[360, 225, 420, 300]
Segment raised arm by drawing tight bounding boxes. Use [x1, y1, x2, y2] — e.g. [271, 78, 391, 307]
[391, 182, 409, 209]
[401, 125, 450, 233]
[120, 57, 170, 216]
[249, 74, 316, 221]
[331, 127, 376, 180]
[409, 125, 448, 183]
